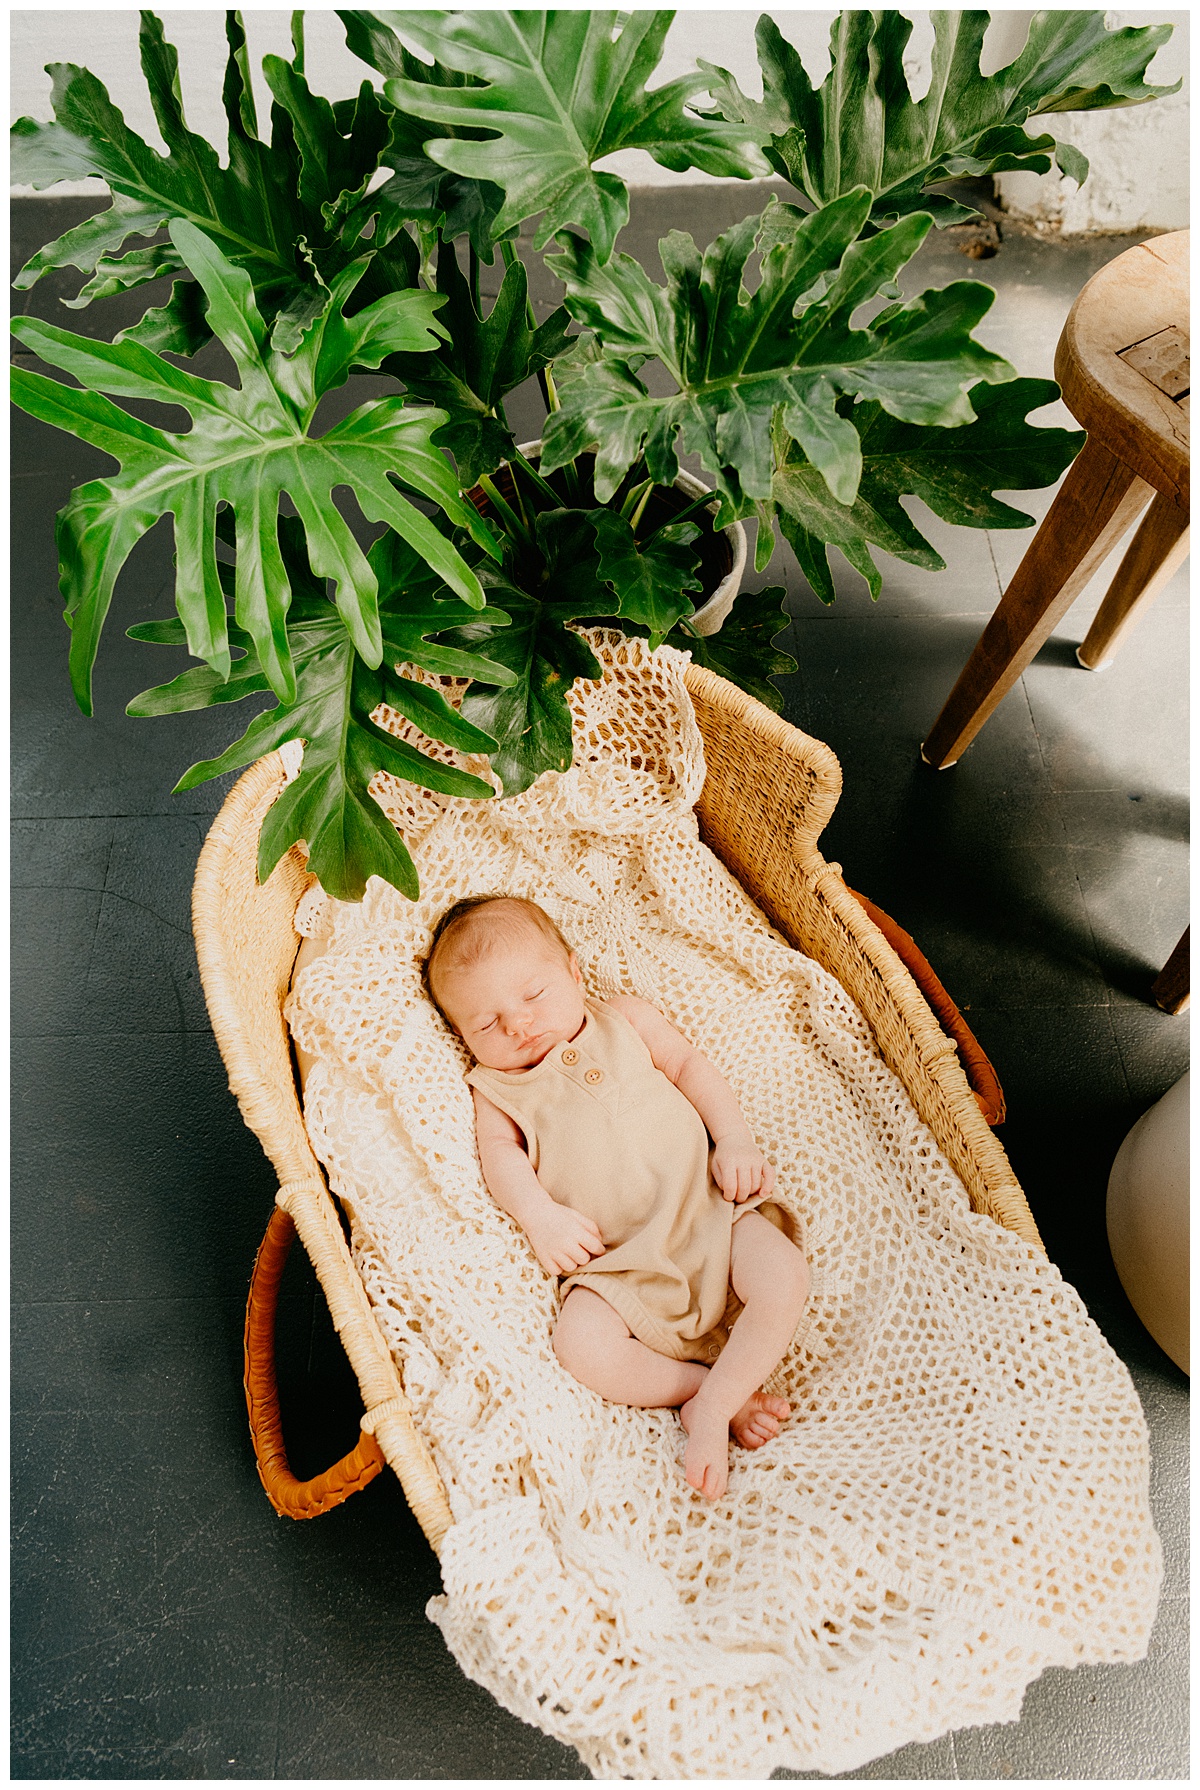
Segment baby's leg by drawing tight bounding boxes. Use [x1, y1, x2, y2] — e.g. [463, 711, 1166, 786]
[553, 1287, 707, 1408]
[680, 1213, 810, 1500]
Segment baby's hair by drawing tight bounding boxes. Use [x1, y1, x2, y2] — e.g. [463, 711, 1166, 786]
[423, 894, 573, 1021]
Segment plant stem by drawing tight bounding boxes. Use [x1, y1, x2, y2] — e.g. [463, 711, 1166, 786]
[290, 10, 305, 71]
[629, 483, 655, 533]
[478, 474, 531, 549]
[611, 460, 646, 510]
[415, 221, 438, 289]
[510, 446, 562, 510]
[511, 468, 532, 532]
[620, 476, 654, 523]
[640, 488, 717, 545]
[560, 456, 582, 504]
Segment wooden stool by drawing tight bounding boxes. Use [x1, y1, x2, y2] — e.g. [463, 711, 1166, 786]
[921, 230, 1189, 768]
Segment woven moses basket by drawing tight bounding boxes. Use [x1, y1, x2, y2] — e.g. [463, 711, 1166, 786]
[192, 663, 1041, 1542]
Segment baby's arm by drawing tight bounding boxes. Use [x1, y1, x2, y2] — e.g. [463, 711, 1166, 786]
[608, 995, 776, 1202]
[472, 1088, 606, 1275]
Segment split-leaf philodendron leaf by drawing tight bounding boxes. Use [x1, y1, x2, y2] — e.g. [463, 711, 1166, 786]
[703, 11, 1179, 228]
[430, 497, 709, 785]
[433, 510, 629, 795]
[375, 10, 770, 263]
[337, 9, 508, 260]
[127, 523, 515, 902]
[775, 377, 1085, 602]
[671, 587, 797, 713]
[590, 516, 704, 649]
[542, 191, 1015, 543]
[386, 243, 574, 487]
[10, 11, 413, 354]
[10, 218, 498, 714]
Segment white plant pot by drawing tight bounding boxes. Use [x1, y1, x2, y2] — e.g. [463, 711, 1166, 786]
[516, 443, 746, 637]
[669, 466, 748, 636]
[1106, 1071, 1189, 1373]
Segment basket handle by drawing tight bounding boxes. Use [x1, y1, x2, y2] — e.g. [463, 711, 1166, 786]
[244, 1204, 386, 1518]
[847, 887, 1005, 1125]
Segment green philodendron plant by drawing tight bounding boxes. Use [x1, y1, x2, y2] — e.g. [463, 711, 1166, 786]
[11, 9, 1177, 900]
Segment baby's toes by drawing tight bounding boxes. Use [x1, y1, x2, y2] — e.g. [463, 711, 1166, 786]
[731, 1409, 774, 1448]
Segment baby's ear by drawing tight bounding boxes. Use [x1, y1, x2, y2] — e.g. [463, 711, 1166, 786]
[568, 952, 583, 984]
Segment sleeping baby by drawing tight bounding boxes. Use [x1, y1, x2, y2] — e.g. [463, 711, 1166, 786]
[423, 893, 810, 1501]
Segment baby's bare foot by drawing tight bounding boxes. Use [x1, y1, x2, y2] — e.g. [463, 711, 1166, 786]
[730, 1391, 790, 1450]
[679, 1392, 730, 1501]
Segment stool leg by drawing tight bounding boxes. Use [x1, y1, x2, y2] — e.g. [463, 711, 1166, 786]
[921, 438, 1153, 768]
[1076, 492, 1190, 670]
[1151, 927, 1189, 1016]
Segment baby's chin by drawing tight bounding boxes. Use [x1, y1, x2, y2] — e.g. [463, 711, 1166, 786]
[482, 1038, 554, 1070]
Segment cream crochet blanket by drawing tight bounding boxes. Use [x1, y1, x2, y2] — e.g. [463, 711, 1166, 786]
[285, 634, 1161, 1779]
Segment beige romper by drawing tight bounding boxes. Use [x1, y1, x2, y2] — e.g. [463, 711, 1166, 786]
[469, 1000, 797, 1363]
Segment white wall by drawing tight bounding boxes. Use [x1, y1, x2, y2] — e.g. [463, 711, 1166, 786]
[10, 8, 1188, 232]
[991, 10, 1188, 232]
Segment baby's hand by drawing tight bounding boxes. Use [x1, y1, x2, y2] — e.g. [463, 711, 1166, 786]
[711, 1132, 776, 1203]
[524, 1200, 606, 1277]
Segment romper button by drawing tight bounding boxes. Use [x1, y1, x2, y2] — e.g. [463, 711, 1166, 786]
[707, 1345, 720, 1360]
[584, 1068, 603, 1084]
[561, 1048, 579, 1065]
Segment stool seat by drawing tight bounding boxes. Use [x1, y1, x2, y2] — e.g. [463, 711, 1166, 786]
[1057, 232, 1188, 504]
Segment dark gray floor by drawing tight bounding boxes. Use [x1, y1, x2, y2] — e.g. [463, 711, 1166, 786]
[12, 185, 1188, 1779]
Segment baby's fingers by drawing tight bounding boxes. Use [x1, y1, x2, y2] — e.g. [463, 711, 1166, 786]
[741, 1157, 776, 1200]
[714, 1159, 741, 1201]
[556, 1244, 591, 1273]
[567, 1208, 604, 1243]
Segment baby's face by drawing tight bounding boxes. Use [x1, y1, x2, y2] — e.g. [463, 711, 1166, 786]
[438, 937, 586, 1070]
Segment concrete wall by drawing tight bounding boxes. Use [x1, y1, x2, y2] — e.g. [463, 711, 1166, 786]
[990, 10, 1188, 232]
[10, 8, 1188, 232]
